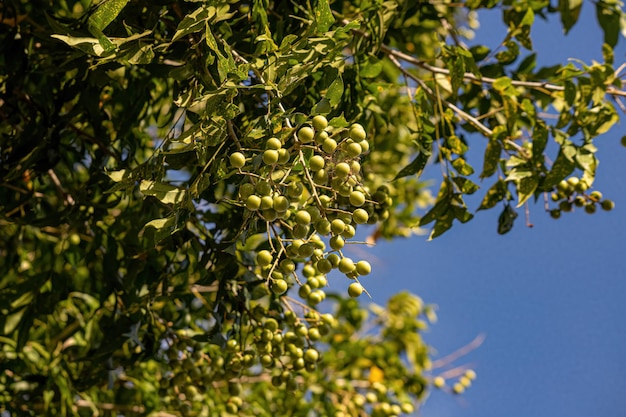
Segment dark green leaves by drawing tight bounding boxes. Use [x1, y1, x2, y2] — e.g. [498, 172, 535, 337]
[393, 152, 430, 181]
[558, 0, 583, 34]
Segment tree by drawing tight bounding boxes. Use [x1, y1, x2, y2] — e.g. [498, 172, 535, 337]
[0, 0, 623, 415]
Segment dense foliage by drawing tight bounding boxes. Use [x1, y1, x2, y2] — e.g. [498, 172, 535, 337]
[1, 0, 623, 415]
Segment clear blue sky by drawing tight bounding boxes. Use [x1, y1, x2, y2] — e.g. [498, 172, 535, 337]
[347, 9, 626, 417]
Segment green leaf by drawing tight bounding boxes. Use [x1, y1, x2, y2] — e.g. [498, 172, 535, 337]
[87, 0, 130, 51]
[480, 139, 502, 179]
[428, 212, 454, 240]
[360, 55, 383, 78]
[314, 0, 334, 33]
[325, 75, 344, 108]
[542, 148, 576, 189]
[141, 216, 179, 244]
[559, 0, 583, 34]
[478, 180, 508, 210]
[451, 157, 474, 175]
[516, 175, 538, 207]
[172, 7, 210, 42]
[497, 204, 518, 235]
[139, 180, 187, 204]
[452, 177, 479, 195]
[393, 152, 430, 181]
[596, 3, 621, 47]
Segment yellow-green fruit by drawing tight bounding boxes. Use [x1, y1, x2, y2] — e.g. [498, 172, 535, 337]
[310, 155, 325, 171]
[452, 383, 465, 394]
[329, 235, 345, 250]
[316, 258, 333, 274]
[295, 210, 312, 225]
[589, 190, 603, 202]
[239, 183, 255, 199]
[278, 148, 290, 164]
[353, 208, 369, 224]
[346, 142, 362, 157]
[327, 253, 340, 267]
[271, 279, 288, 295]
[349, 124, 366, 141]
[322, 138, 337, 153]
[263, 149, 279, 165]
[601, 199, 615, 211]
[349, 190, 366, 207]
[69, 233, 81, 246]
[287, 182, 303, 198]
[549, 209, 561, 219]
[459, 376, 472, 388]
[293, 224, 309, 239]
[312, 115, 328, 130]
[330, 219, 346, 234]
[433, 376, 446, 388]
[230, 152, 246, 168]
[256, 250, 273, 266]
[464, 369, 477, 380]
[255, 180, 272, 196]
[355, 260, 371, 276]
[280, 259, 296, 273]
[341, 225, 356, 239]
[335, 162, 351, 178]
[266, 137, 282, 150]
[358, 140, 370, 153]
[273, 195, 290, 212]
[260, 195, 274, 210]
[315, 219, 331, 235]
[338, 257, 355, 273]
[246, 195, 262, 210]
[347, 282, 363, 297]
[585, 203, 597, 214]
[315, 130, 329, 145]
[298, 126, 315, 143]
[304, 348, 320, 363]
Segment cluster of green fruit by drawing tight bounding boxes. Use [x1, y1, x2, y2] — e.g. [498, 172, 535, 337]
[549, 177, 614, 219]
[229, 114, 390, 303]
[432, 369, 477, 395]
[155, 310, 337, 416]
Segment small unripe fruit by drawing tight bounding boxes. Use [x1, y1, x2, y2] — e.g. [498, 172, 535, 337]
[358, 140, 370, 153]
[335, 162, 351, 178]
[304, 348, 320, 363]
[246, 195, 262, 210]
[266, 137, 282, 150]
[316, 258, 333, 274]
[549, 208, 561, 219]
[433, 376, 445, 388]
[262, 149, 279, 165]
[349, 124, 366, 141]
[464, 369, 477, 380]
[256, 250, 273, 266]
[322, 138, 337, 153]
[271, 279, 288, 295]
[331, 219, 346, 234]
[452, 383, 465, 394]
[346, 142, 362, 157]
[341, 224, 356, 239]
[327, 253, 340, 267]
[278, 148, 290, 164]
[315, 130, 329, 145]
[273, 195, 290, 212]
[260, 195, 274, 210]
[312, 115, 328, 130]
[353, 208, 369, 224]
[329, 235, 345, 250]
[315, 219, 331, 235]
[310, 155, 325, 171]
[459, 376, 472, 387]
[239, 183, 255, 199]
[338, 257, 356, 273]
[589, 190, 603, 202]
[280, 259, 296, 273]
[230, 152, 246, 168]
[293, 224, 309, 239]
[601, 199, 615, 211]
[295, 210, 312, 225]
[255, 180, 272, 196]
[349, 190, 366, 207]
[298, 126, 315, 143]
[347, 282, 363, 297]
[585, 203, 597, 214]
[355, 260, 371, 276]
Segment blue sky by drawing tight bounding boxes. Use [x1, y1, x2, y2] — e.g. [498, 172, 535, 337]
[349, 8, 626, 417]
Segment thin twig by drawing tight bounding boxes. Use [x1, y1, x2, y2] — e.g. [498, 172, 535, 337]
[431, 333, 486, 369]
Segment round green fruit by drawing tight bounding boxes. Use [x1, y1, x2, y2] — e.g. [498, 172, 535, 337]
[239, 183, 255, 199]
[349, 190, 366, 207]
[262, 149, 279, 165]
[266, 137, 282, 150]
[338, 257, 355, 274]
[315, 219, 331, 235]
[256, 250, 273, 267]
[278, 148, 290, 164]
[312, 115, 328, 131]
[309, 155, 325, 171]
[452, 383, 465, 394]
[255, 180, 272, 196]
[347, 282, 363, 297]
[589, 190, 603, 202]
[316, 258, 333, 274]
[353, 208, 369, 224]
[585, 203, 597, 214]
[329, 235, 345, 250]
[273, 195, 290, 212]
[601, 199, 615, 211]
[330, 219, 346, 234]
[245, 195, 262, 211]
[298, 126, 315, 143]
[295, 210, 312, 225]
[355, 260, 371, 276]
[322, 138, 337, 153]
[335, 162, 351, 178]
[229, 152, 246, 168]
[346, 142, 362, 157]
[349, 124, 366, 141]
[304, 348, 320, 363]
